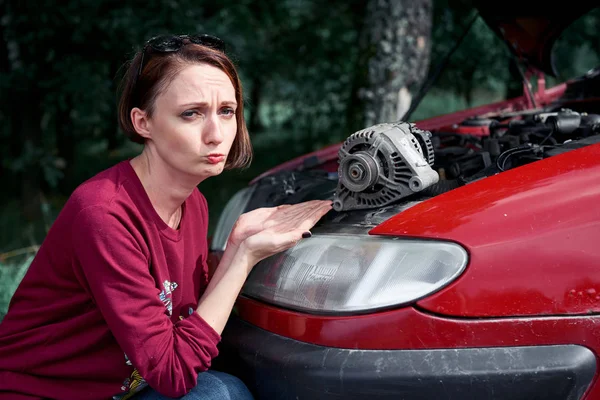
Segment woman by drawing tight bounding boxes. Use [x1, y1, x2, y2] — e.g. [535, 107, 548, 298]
[0, 34, 332, 400]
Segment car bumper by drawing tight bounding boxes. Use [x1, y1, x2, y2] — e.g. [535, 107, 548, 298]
[218, 316, 596, 400]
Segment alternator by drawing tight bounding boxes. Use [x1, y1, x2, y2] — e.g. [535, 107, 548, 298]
[332, 122, 438, 211]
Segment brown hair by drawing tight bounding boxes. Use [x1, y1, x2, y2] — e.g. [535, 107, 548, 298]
[118, 40, 252, 169]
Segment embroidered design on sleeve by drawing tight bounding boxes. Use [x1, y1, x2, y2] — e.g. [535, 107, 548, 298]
[158, 280, 178, 316]
[112, 354, 148, 400]
[113, 280, 179, 399]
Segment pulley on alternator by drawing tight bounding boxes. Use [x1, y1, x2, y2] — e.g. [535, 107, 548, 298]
[332, 121, 438, 211]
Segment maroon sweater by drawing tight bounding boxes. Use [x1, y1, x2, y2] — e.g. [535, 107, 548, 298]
[0, 160, 220, 399]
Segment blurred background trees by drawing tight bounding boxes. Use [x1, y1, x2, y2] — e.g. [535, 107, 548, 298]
[0, 0, 598, 316]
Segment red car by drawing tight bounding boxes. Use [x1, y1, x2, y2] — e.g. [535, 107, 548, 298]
[209, 2, 600, 399]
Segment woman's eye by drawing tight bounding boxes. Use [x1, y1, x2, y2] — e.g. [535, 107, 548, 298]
[181, 110, 200, 119]
[220, 107, 235, 117]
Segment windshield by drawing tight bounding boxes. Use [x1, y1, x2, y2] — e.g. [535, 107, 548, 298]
[551, 7, 600, 84]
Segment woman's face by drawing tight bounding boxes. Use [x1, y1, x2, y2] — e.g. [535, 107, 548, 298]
[144, 63, 238, 180]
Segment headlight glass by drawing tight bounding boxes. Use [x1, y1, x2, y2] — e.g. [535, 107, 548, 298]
[242, 235, 468, 314]
[211, 186, 255, 251]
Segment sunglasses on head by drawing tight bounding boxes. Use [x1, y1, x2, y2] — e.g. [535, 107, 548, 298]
[135, 33, 225, 85]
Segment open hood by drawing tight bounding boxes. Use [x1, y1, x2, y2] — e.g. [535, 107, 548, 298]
[476, 1, 592, 76]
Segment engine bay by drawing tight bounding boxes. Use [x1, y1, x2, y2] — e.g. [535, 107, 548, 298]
[250, 87, 600, 213]
[328, 107, 600, 211]
[432, 108, 600, 184]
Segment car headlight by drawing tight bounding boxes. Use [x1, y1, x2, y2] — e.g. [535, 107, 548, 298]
[211, 186, 256, 251]
[242, 235, 468, 314]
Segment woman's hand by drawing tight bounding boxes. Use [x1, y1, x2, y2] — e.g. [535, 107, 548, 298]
[228, 200, 332, 268]
[198, 200, 331, 335]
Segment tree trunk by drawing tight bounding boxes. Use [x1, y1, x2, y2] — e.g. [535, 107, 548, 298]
[359, 0, 433, 126]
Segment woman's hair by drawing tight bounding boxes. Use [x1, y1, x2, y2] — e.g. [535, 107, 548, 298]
[118, 39, 252, 169]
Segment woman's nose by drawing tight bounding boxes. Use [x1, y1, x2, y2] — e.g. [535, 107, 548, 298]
[203, 113, 224, 145]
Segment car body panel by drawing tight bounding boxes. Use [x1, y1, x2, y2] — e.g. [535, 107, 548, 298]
[221, 316, 596, 400]
[234, 296, 600, 351]
[232, 297, 600, 398]
[368, 143, 600, 317]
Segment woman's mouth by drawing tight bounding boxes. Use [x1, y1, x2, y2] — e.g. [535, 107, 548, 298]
[206, 154, 226, 164]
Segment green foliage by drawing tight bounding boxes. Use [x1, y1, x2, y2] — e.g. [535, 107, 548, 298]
[411, 88, 504, 121]
[204, 0, 364, 147]
[0, 255, 34, 321]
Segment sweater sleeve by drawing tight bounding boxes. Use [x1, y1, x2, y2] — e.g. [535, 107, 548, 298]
[71, 205, 220, 397]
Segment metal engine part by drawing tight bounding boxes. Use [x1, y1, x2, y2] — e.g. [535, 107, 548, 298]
[332, 122, 439, 211]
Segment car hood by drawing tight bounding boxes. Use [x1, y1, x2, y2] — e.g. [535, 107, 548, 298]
[475, 0, 591, 75]
[369, 143, 600, 317]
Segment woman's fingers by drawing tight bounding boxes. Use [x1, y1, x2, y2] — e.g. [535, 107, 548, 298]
[241, 201, 332, 262]
[269, 201, 332, 233]
[270, 200, 331, 224]
[296, 202, 332, 228]
[269, 227, 310, 252]
[276, 200, 330, 216]
[238, 200, 333, 261]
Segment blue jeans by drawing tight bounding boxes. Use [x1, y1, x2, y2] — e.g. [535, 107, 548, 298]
[133, 370, 254, 400]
